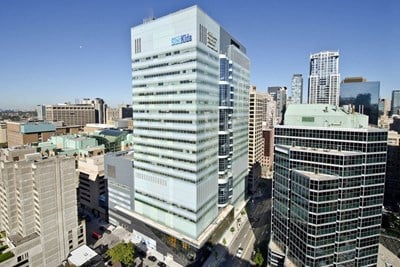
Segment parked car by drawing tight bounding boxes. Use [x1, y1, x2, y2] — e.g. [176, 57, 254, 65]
[236, 247, 243, 258]
[92, 231, 102, 240]
[148, 255, 157, 262]
[157, 262, 167, 267]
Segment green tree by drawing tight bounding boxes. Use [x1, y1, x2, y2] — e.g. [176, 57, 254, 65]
[107, 242, 135, 266]
[254, 249, 264, 267]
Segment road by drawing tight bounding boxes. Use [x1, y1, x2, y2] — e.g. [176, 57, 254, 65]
[219, 179, 273, 267]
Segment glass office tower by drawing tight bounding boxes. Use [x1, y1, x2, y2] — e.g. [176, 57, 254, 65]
[340, 77, 380, 125]
[391, 89, 400, 115]
[269, 104, 387, 267]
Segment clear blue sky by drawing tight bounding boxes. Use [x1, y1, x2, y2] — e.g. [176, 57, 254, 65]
[1, 0, 399, 110]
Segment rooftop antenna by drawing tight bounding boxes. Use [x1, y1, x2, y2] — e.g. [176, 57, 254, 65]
[143, 8, 156, 23]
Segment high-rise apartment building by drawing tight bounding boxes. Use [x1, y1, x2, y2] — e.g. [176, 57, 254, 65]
[268, 104, 387, 267]
[268, 86, 287, 124]
[340, 77, 380, 125]
[108, 6, 249, 265]
[291, 74, 303, 104]
[391, 90, 400, 115]
[308, 51, 340, 105]
[0, 147, 84, 267]
[46, 104, 95, 126]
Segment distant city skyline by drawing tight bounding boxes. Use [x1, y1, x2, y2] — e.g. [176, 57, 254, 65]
[0, 0, 399, 109]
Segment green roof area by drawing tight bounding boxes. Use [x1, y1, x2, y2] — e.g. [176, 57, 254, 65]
[284, 104, 369, 128]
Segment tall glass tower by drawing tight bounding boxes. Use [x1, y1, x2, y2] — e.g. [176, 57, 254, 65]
[268, 104, 387, 267]
[308, 51, 340, 105]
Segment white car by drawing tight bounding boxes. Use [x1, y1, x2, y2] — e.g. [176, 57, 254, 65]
[236, 247, 243, 258]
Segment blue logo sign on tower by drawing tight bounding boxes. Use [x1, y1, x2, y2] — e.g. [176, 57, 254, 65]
[171, 34, 192, 46]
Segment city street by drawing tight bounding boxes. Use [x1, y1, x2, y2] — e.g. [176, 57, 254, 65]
[218, 179, 273, 267]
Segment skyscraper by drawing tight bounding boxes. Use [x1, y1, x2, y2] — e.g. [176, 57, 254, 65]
[340, 77, 380, 125]
[268, 104, 387, 267]
[291, 74, 303, 104]
[308, 51, 340, 105]
[391, 90, 400, 115]
[111, 6, 249, 265]
[268, 86, 287, 124]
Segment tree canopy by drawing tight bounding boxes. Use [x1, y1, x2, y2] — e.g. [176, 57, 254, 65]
[107, 242, 135, 266]
[254, 249, 264, 267]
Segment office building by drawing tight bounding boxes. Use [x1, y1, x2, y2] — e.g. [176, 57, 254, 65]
[106, 104, 133, 125]
[248, 86, 265, 193]
[268, 86, 287, 124]
[291, 74, 303, 104]
[391, 90, 400, 115]
[308, 51, 340, 105]
[340, 77, 380, 125]
[119, 104, 133, 119]
[268, 104, 387, 267]
[46, 104, 95, 126]
[107, 6, 249, 265]
[0, 147, 84, 267]
[385, 131, 400, 210]
[6, 121, 56, 147]
[92, 98, 107, 124]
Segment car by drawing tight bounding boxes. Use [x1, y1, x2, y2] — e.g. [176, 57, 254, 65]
[92, 231, 102, 240]
[157, 262, 167, 267]
[148, 255, 157, 262]
[236, 247, 243, 258]
[99, 225, 107, 232]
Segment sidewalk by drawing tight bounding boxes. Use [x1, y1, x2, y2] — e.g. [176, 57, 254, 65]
[202, 202, 249, 267]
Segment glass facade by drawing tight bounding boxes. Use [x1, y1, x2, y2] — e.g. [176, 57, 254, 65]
[218, 55, 234, 207]
[391, 90, 400, 115]
[270, 125, 387, 267]
[340, 81, 380, 125]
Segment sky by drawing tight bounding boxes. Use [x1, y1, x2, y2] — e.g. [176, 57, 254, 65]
[0, 0, 399, 110]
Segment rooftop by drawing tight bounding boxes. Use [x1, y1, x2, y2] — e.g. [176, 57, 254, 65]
[285, 104, 369, 128]
[68, 245, 98, 266]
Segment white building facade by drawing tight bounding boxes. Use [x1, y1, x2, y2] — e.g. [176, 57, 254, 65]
[308, 51, 340, 105]
[126, 6, 249, 265]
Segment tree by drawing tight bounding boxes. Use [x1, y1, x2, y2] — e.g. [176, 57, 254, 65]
[254, 249, 264, 267]
[107, 242, 135, 266]
[230, 227, 235, 233]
